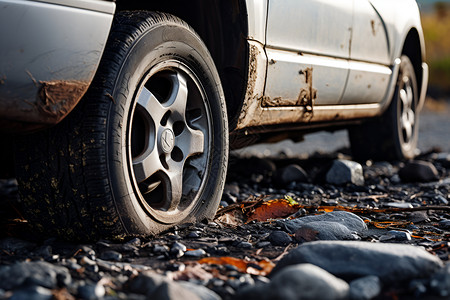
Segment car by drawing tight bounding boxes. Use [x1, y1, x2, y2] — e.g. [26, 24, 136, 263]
[0, 0, 428, 240]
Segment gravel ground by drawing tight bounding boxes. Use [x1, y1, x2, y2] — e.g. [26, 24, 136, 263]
[0, 100, 449, 300]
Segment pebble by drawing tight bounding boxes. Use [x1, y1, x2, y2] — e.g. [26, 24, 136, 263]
[385, 202, 413, 209]
[326, 159, 365, 186]
[0, 261, 71, 290]
[187, 231, 201, 238]
[280, 211, 367, 235]
[274, 164, 308, 186]
[178, 281, 222, 300]
[184, 249, 207, 258]
[222, 192, 237, 205]
[398, 160, 439, 183]
[10, 285, 53, 300]
[271, 241, 443, 285]
[349, 276, 381, 300]
[379, 230, 411, 242]
[237, 263, 349, 300]
[439, 219, 450, 230]
[170, 242, 187, 258]
[430, 263, 450, 297]
[77, 282, 106, 300]
[295, 221, 361, 242]
[256, 241, 271, 248]
[100, 250, 122, 261]
[149, 281, 201, 300]
[236, 241, 252, 249]
[153, 244, 170, 254]
[268, 230, 292, 246]
[128, 272, 168, 295]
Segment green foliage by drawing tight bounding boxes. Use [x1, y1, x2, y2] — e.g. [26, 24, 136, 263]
[422, 5, 450, 93]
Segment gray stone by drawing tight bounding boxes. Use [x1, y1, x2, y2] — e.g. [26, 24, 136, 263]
[128, 272, 168, 295]
[271, 241, 443, 285]
[100, 250, 122, 261]
[77, 282, 106, 300]
[439, 219, 450, 230]
[236, 242, 252, 249]
[430, 263, 450, 297]
[294, 221, 360, 242]
[326, 159, 364, 186]
[268, 230, 292, 246]
[0, 261, 71, 290]
[275, 164, 308, 185]
[279, 211, 367, 235]
[237, 264, 348, 300]
[379, 230, 411, 242]
[149, 282, 201, 300]
[178, 281, 221, 300]
[349, 276, 381, 300]
[10, 285, 53, 300]
[398, 160, 439, 183]
[184, 249, 207, 258]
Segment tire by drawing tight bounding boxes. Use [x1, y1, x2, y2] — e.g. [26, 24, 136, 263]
[349, 55, 419, 162]
[14, 11, 228, 240]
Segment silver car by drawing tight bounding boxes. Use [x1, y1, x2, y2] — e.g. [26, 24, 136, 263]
[0, 0, 427, 239]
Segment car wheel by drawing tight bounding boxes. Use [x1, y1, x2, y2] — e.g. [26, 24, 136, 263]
[14, 11, 228, 240]
[349, 55, 419, 161]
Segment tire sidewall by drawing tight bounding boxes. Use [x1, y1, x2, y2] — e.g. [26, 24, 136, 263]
[107, 20, 228, 234]
[391, 55, 419, 160]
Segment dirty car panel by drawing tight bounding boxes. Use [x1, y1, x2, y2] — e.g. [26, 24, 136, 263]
[0, 0, 114, 131]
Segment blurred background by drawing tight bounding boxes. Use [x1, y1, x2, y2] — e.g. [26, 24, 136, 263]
[237, 0, 450, 158]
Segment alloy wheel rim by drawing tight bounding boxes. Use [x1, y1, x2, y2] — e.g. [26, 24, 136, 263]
[398, 72, 416, 147]
[128, 61, 211, 223]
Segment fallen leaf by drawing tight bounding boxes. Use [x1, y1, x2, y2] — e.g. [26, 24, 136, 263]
[246, 199, 300, 222]
[198, 256, 274, 276]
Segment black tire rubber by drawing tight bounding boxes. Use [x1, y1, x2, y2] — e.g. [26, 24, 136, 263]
[349, 55, 419, 162]
[14, 11, 228, 240]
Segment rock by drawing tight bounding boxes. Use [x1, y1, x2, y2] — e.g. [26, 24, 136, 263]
[0, 261, 71, 290]
[256, 241, 271, 248]
[77, 282, 106, 300]
[349, 276, 381, 300]
[178, 281, 221, 300]
[224, 183, 240, 197]
[170, 242, 186, 258]
[222, 193, 237, 205]
[10, 285, 53, 300]
[379, 230, 411, 242]
[294, 221, 360, 242]
[153, 244, 170, 254]
[385, 202, 413, 209]
[236, 242, 252, 249]
[126, 238, 142, 247]
[407, 211, 429, 223]
[430, 263, 450, 297]
[271, 241, 443, 285]
[279, 211, 367, 235]
[268, 231, 292, 246]
[237, 264, 348, 300]
[274, 164, 308, 186]
[398, 160, 439, 183]
[128, 272, 168, 295]
[100, 250, 122, 261]
[184, 249, 207, 258]
[326, 159, 364, 186]
[149, 282, 201, 300]
[439, 219, 450, 230]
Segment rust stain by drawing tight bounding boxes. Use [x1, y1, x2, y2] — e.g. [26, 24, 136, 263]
[370, 20, 376, 36]
[237, 44, 259, 126]
[38, 80, 88, 122]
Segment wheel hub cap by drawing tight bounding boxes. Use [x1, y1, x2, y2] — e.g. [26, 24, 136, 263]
[160, 128, 175, 153]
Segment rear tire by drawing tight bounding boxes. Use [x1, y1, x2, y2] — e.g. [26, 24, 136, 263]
[14, 11, 228, 240]
[349, 55, 419, 162]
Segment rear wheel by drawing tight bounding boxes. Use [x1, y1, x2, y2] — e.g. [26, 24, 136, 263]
[349, 55, 419, 161]
[14, 11, 228, 240]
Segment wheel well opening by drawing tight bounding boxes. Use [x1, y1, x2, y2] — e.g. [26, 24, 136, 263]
[116, 1, 249, 131]
[402, 28, 423, 97]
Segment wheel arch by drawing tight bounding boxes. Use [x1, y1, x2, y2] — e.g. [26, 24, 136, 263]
[116, 0, 249, 130]
[401, 27, 425, 100]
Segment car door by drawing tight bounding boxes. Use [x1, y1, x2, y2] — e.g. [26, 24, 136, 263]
[340, 0, 392, 105]
[264, 0, 353, 106]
